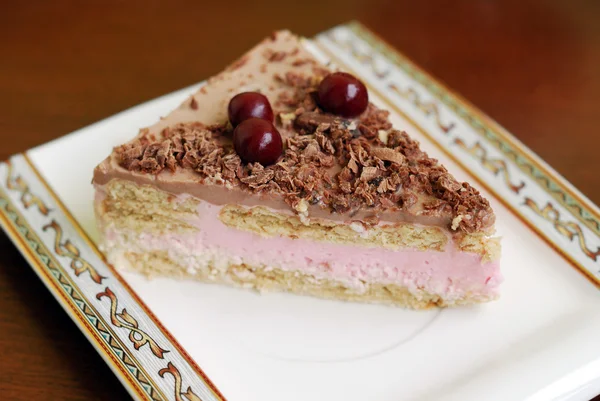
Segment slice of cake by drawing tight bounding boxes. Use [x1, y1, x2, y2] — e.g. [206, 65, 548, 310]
[93, 31, 501, 308]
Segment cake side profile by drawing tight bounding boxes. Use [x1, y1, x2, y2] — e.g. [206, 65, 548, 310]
[93, 31, 502, 308]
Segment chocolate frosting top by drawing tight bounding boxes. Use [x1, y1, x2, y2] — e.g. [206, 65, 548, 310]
[95, 30, 495, 234]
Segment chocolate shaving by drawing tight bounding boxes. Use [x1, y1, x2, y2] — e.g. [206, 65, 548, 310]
[377, 178, 392, 193]
[292, 58, 314, 66]
[227, 55, 249, 71]
[294, 111, 341, 132]
[268, 51, 287, 62]
[275, 71, 314, 89]
[315, 133, 335, 155]
[360, 104, 392, 131]
[371, 148, 405, 165]
[360, 166, 380, 182]
[240, 169, 275, 188]
[155, 140, 171, 166]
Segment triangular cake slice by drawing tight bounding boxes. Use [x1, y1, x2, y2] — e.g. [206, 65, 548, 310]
[93, 31, 501, 308]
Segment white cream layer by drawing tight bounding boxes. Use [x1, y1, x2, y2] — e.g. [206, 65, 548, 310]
[98, 197, 502, 303]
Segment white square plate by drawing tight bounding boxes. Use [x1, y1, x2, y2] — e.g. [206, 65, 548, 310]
[1, 22, 599, 401]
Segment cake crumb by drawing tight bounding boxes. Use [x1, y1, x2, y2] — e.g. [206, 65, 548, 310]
[294, 199, 310, 225]
[350, 221, 366, 234]
[279, 112, 296, 127]
[451, 215, 464, 230]
[294, 198, 309, 213]
[378, 129, 389, 143]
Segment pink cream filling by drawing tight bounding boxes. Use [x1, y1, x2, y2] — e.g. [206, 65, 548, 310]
[98, 192, 502, 301]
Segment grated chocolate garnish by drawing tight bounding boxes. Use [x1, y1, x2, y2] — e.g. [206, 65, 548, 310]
[116, 71, 494, 233]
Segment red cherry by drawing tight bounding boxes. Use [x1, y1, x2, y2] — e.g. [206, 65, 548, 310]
[317, 72, 369, 118]
[228, 92, 274, 126]
[233, 118, 283, 165]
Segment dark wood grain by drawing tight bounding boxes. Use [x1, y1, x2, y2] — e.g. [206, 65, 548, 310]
[0, 1, 598, 400]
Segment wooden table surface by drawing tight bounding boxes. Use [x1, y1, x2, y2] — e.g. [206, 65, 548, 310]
[1, 1, 599, 400]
